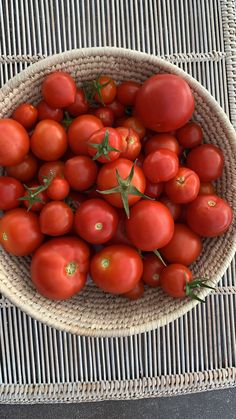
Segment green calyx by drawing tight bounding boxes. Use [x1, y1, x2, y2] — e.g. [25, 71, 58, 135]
[62, 111, 73, 129]
[2, 232, 8, 241]
[185, 277, 214, 303]
[82, 78, 111, 106]
[88, 130, 121, 161]
[153, 249, 167, 266]
[19, 175, 54, 211]
[65, 262, 78, 276]
[97, 164, 152, 218]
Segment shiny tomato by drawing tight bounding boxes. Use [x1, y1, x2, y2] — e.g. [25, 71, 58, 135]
[186, 194, 233, 237]
[68, 114, 103, 155]
[142, 253, 165, 287]
[123, 116, 146, 139]
[94, 76, 117, 104]
[37, 100, 63, 122]
[187, 144, 224, 182]
[0, 119, 30, 166]
[74, 199, 119, 244]
[12, 103, 38, 130]
[159, 196, 182, 221]
[64, 156, 98, 191]
[165, 167, 200, 204]
[65, 88, 89, 117]
[176, 122, 203, 148]
[199, 182, 216, 195]
[0, 177, 24, 210]
[117, 127, 141, 161]
[23, 182, 49, 212]
[144, 134, 180, 156]
[135, 74, 194, 132]
[143, 149, 179, 183]
[46, 177, 70, 200]
[39, 201, 73, 236]
[161, 223, 202, 265]
[0, 208, 44, 256]
[160, 264, 193, 298]
[117, 81, 141, 106]
[145, 180, 164, 199]
[31, 120, 67, 161]
[6, 153, 38, 183]
[94, 107, 114, 126]
[123, 281, 145, 300]
[87, 127, 122, 162]
[107, 210, 133, 246]
[38, 160, 65, 183]
[31, 236, 90, 300]
[42, 71, 76, 108]
[125, 200, 174, 251]
[107, 99, 125, 118]
[90, 245, 143, 294]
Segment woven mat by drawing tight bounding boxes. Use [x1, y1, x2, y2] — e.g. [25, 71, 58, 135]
[0, 0, 236, 403]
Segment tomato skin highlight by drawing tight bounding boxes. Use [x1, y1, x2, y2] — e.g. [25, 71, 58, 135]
[0, 119, 30, 166]
[46, 177, 70, 200]
[186, 144, 224, 182]
[165, 167, 200, 204]
[142, 253, 165, 287]
[12, 103, 38, 130]
[42, 71, 76, 108]
[160, 264, 193, 298]
[0, 177, 24, 210]
[39, 201, 74, 236]
[117, 127, 142, 161]
[68, 114, 103, 155]
[31, 236, 90, 300]
[31, 120, 67, 161]
[143, 149, 179, 183]
[144, 180, 164, 199]
[64, 156, 98, 191]
[38, 160, 65, 183]
[176, 122, 203, 148]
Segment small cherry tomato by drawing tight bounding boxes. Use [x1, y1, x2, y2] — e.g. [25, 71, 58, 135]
[65, 88, 89, 117]
[143, 149, 179, 183]
[12, 103, 38, 130]
[39, 201, 73, 236]
[199, 182, 216, 195]
[94, 107, 114, 126]
[117, 81, 141, 106]
[47, 177, 70, 200]
[160, 264, 193, 298]
[6, 153, 38, 183]
[123, 281, 145, 300]
[144, 134, 180, 156]
[142, 253, 165, 287]
[107, 99, 125, 118]
[31, 120, 67, 161]
[117, 127, 142, 161]
[87, 127, 122, 163]
[165, 167, 200, 204]
[23, 182, 49, 212]
[145, 180, 164, 199]
[94, 76, 117, 104]
[123, 116, 146, 139]
[107, 209, 133, 246]
[64, 156, 98, 191]
[0, 119, 30, 166]
[38, 160, 65, 184]
[159, 196, 182, 221]
[68, 114, 103, 155]
[0, 177, 24, 210]
[42, 71, 76, 108]
[37, 100, 63, 122]
[65, 191, 87, 211]
[176, 122, 203, 148]
[187, 144, 224, 182]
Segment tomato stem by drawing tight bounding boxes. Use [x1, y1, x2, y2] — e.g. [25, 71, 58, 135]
[88, 129, 121, 161]
[185, 277, 214, 303]
[19, 175, 53, 211]
[101, 258, 110, 268]
[65, 262, 78, 276]
[62, 111, 73, 129]
[153, 249, 167, 266]
[2, 232, 8, 241]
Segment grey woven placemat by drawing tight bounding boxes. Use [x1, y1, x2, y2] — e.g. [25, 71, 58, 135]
[0, 0, 236, 403]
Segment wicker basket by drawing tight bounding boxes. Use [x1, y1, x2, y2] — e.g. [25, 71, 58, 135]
[0, 47, 235, 337]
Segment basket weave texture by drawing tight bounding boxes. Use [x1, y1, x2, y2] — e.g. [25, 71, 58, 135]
[0, 47, 236, 337]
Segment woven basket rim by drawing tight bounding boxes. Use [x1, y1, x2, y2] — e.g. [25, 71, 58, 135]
[0, 46, 236, 337]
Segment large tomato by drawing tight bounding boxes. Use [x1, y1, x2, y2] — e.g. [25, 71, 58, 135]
[42, 71, 76, 108]
[6, 153, 38, 182]
[186, 144, 224, 182]
[0, 176, 24, 210]
[0, 208, 44, 256]
[68, 114, 103, 155]
[39, 201, 73, 236]
[12, 103, 38, 130]
[64, 156, 98, 191]
[31, 236, 90, 300]
[0, 119, 30, 166]
[135, 74, 194, 132]
[31, 120, 67, 161]
[165, 167, 200, 204]
[90, 245, 143, 294]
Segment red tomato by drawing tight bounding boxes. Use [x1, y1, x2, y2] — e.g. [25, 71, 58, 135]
[145, 180, 164, 199]
[161, 223, 202, 265]
[42, 71, 76, 108]
[176, 122, 203, 148]
[123, 117, 146, 139]
[6, 153, 38, 183]
[142, 253, 165, 287]
[117, 81, 141, 106]
[12, 103, 38, 130]
[160, 264, 193, 298]
[114, 116, 127, 127]
[74, 199, 119, 244]
[143, 149, 179, 183]
[38, 161, 65, 183]
[94, 76, 117, 104]
[0, 177, 24, 210]
[31, 236, 90, 300]
[87, 127, 122, 163]
[117, 127, 142, 161]
[90, 245, 143, 294]
[135, 74, 194, 132]
[159, 196, 182, 221]
[64, 156, 98, 191]
[37, 100, 63, 122]
[187, 144, 224, 182]
[186, 194, 233, 237]
[165, 167, 200, 203]
[65, 88, 89, 117]
[107, 210, 133, 246]
[65, 191, 87, 211]
[0, 208, 44, 256]
[123, 281, 145, 300]
[68, 114, 103, 155]
[39, 201, 73, 236]
[144, 134, 180, 156]
[199, 182, 216, 195]
[0, 119, 30, 166]
[23, 182, 49, 212]
[94, 107, 114, 126]
[125, 200, 174, 251]
[107, 99, 125, 118]
[31, 120, 67, 161]
[47, 177, 70, 200]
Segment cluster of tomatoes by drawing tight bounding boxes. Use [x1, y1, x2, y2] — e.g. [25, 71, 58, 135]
[0, 70, 233, 302]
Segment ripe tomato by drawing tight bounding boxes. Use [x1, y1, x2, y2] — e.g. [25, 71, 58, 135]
[38, 160, 65, 183]
[107, 99, 125, 118]
[142, 253, 165, 287]
[123, 281, 145, 300]
[23, 182, 49, 212]
[187, 144, 224, 182]
[0, 177, 24, 210]
[64, 156, 98, 191]
[186, 194, 233, 237]
[31, 236, 90, 300]
[125, 200, 174, 251]
[74, 199, 119, 244]
[165, 167, 200, 203]
[0, 208, 44, 256]
[123, 116, 146, 139]
[94, 76, 117, 104]
[68, 114, 103, 155]
[143, 149, 179, 183]
[117, 127, 141, 161]
[37, 100, 63, 122]
[31, 120, 67, 161]
[199, 182, 216, 195]
[39, 201, 73, 236]
[87, 127, 123, 162]
[161, 223, 202, 265]
[12, 103, 38, 130]
[65, 191, 87, 211]
[144, 134, 180, 156]
[6, 153, 38, 183]
[0, 119, 30, 166]
[135, 74, 194, 132]
[65, 88, 89, 117]
[145, 180, 164, 199]
[42, 71, 76, 108]
[176, 122, 203, 148]
[107, 209, 133, 246]
[46, 177, 70, 200]
[94, 107, 114, 126]
[90, 245, 143, 294]
[159, 196, 182, 221]
[117, 81, 141, 106]
[160, 264, 193, 298]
